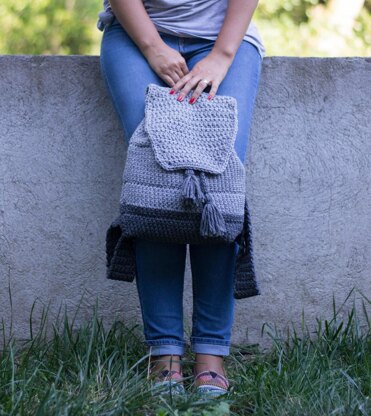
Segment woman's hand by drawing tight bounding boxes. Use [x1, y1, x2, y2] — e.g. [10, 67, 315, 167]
[143, 41, 190, 87]
[169, 50, 234, 103]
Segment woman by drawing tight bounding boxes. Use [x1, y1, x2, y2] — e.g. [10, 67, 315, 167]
[97, 0, 265, 397]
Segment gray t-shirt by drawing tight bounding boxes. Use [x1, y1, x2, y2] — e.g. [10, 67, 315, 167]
[97, 0, 265, 58]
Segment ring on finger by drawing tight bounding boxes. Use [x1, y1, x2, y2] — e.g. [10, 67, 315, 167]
[199, 79, 210, 86]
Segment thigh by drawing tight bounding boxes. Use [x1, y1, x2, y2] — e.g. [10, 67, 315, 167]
[99, 18, 168, 142]
[186, 41, 262, 163]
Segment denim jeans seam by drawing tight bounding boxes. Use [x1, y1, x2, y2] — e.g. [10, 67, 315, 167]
[191, 269, 198, 339]
[242, 48, 262, 163]
[133, 254, 151, 341]
[145, 339, 187, 347]
[191, 344, 231, 356]
[99, 49, 130, 142]
[148, 345, 186, 356]
[136, 286, 151, 341]
[251, 47, 263, 101]
[190, 337, 231, 347]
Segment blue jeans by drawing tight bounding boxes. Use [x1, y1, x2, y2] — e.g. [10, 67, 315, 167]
[100, 17, 262, 356]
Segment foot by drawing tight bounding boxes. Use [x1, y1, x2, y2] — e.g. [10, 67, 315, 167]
[194, 370, 229, 397]
[148, 355, 186, 396]
[194, 353, 226, 378]
[193, 354, 229, 397]
[149, 354, 182, 374]
[151, 370, 186, 396]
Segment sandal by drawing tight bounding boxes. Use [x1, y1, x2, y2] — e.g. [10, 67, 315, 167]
[193, 370, 230, 397]
[150, 369, 187, 396]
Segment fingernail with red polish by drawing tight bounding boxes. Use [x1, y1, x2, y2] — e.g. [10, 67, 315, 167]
[189, 97, 195, 104]
[170, 89, 175, 94]
[207, 95, 212, 100]
[177, 95, 183, 101]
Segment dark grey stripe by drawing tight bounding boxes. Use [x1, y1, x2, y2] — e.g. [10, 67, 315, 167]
[118, 205, 244, 244]
[120, 203, 243, 222]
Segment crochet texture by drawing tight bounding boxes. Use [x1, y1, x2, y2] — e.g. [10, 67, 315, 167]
[105, 83, 261, 299]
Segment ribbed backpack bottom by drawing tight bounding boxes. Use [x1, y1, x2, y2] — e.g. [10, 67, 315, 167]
[105, 200, 262, 299]
[118, 204, 244, 245]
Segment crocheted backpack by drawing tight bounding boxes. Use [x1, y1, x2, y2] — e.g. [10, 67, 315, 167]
[117, 82, 246, 244]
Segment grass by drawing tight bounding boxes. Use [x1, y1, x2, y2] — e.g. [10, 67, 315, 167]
[0, 286, 370, 415]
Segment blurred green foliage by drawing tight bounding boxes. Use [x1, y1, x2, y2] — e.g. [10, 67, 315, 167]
[255, 0, 371, 56]
[0, 0, 370, 56]
[0, 0, 102, 55]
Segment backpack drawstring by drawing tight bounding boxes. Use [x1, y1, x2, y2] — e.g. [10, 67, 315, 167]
[181, 169, 226, 237]
[199, 171, 227, 237]
[181, 168, 205, 208]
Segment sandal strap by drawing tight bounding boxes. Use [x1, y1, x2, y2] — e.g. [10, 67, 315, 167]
[157, 369, 183, 381]
[194, 370, 229, 390]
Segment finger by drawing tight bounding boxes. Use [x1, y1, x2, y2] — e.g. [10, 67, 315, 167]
[189, 78, 211, 104]
[162, 74, 177, 88]
[171, 72, 193, 95]
[176, 75, 200, 101]
[179, 60, 189, 76]
[167, 69, 183, 88]
[207, 81, 220, 100]
[172, 66, 184, 81]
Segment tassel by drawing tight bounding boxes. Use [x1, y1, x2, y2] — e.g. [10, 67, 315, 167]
[182, 169, 205, 208]
[200, 193, 227, 237]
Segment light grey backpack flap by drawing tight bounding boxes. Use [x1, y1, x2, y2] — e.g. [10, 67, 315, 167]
[143, 83, 238, 174]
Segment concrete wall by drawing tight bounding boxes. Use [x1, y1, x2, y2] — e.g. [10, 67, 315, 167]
[0, 56, 370, 352]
